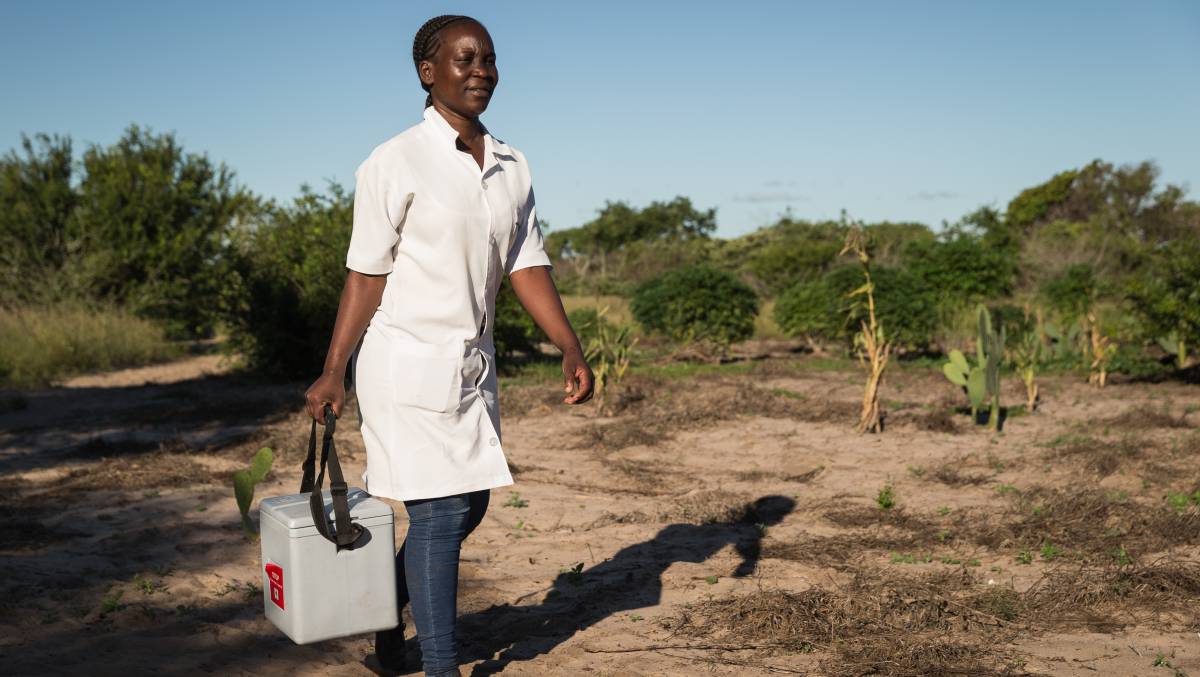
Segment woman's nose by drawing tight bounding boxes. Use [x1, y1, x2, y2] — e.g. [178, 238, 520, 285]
[471, 61, 495, 79]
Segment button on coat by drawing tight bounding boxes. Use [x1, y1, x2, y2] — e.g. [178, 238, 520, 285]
[346, 106, 553, 501]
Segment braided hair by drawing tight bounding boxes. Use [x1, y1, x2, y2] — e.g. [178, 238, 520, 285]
[412, 14, 480, 109]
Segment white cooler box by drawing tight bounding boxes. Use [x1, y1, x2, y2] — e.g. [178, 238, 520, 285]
[258, 407, 398, 644]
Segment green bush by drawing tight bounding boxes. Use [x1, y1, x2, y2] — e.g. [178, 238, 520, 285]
[773, 278, 842, 341]
[631, 265, 759, 347]
[902, 233, 1016, 303]
[219, 185, 354, 375]
[740, 220, 843, 295]
[1042, 264, 1097, 321]
[1127, 240, 1200, 355]
[1107, 343, 1170, 379]
[773, 265, 939, 351]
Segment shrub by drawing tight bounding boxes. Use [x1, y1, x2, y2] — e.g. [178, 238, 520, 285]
[1127, 240, 1200, 364]
[902, 233, 1016, 304]
[630, 265, 759, 348]
[774, 265, 939, 351]
[740, 220, 843, 295]
[1042, 264, 1097, 321]
[219, 185, 352, 376]
[773, 278, 842, 342]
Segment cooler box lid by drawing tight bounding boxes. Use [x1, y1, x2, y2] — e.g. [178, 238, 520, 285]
[260, 488, 392, 530]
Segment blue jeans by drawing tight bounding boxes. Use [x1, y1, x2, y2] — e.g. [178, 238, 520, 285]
[392, 489, 490, 676]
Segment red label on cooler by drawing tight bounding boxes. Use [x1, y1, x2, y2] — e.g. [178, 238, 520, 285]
[265, 563, 285, 610]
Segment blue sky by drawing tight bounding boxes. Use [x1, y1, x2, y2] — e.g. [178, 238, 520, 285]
[2, 1, 1198, 238]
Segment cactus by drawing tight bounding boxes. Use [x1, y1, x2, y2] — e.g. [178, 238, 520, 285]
[977, 305, 1005, 430]
[942, 349, 986, 421]
[1157, 331, 1187, 370]
[234, 447, 274, 537]
[941, 305, 1004, 429]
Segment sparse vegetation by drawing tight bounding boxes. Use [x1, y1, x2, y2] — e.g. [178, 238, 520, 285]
[503, 492, 530, 508]
[876, 485, 896, 510]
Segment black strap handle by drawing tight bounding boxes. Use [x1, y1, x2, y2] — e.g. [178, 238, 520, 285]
[299, 405, 364, 549]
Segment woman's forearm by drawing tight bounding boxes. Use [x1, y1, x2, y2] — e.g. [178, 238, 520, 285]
[508, 265, 582, 355]
[322, 270, 389, 376]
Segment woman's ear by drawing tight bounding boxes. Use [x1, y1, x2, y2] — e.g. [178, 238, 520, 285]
[418, 60, 435, 88]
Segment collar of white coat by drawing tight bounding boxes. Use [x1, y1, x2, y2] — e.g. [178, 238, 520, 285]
[422, 106, 507, 171]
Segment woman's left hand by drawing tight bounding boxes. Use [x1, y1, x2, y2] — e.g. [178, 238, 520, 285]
[562, 348, 594, 404]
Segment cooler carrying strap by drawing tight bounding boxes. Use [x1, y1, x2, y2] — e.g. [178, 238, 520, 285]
[299, 405, 364, 549]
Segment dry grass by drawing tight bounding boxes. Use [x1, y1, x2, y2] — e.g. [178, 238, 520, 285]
[970, 487, 1200, 559]
[768, 487, 1200, 568]
[580, 423, 666, 451]
[0, 302, 181, 389]
[666, 569, 1021, 676]
[668, 559, 1200, 674]
[572, 376, 858, 452]
[913, 407, 961, 433]
[1098, 405, 1194, 431]
[1044, 435, 1147, 477]
[560, 294, 633, 326]
[599, 456, 685, 494]
[929, 462, 993, 486]
[661, 490, 756, 525]
[41, 453, 217, 495]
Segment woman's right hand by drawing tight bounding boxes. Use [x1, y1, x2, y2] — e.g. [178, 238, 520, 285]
[304, 372, 345, 423]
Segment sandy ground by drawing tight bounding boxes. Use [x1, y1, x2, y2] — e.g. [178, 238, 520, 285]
[1, 343, 1198, 676]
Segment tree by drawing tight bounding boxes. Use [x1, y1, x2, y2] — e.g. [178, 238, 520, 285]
[545, 196, 716, 292]
[1127, 241, 1200, 368]
[220, 184, 351, 374]
[0, 133, 78, 303]
[76, 124, 251, 336]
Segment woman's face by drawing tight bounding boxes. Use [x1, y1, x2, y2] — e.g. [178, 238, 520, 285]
[421, 21, 498, 118]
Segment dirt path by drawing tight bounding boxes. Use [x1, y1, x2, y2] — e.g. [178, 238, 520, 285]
[1, 350, 1198, 675]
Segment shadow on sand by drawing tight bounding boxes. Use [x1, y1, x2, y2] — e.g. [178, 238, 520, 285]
[447, 494, 796, 675]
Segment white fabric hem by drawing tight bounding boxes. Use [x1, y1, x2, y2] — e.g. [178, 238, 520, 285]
[366, 474, 514, 503]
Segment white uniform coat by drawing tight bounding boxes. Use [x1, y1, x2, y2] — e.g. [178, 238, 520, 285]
[346, 106, 552, 502]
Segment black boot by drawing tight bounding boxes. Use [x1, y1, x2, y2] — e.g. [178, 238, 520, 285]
[367, 622, 407, 675]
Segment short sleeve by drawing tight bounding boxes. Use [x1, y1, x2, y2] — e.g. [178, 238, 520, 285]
[345, 155, 404, 275]
[505, 187, 554, 276]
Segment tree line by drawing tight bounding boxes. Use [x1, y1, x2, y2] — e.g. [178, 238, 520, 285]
[2, 124, 1197, 381]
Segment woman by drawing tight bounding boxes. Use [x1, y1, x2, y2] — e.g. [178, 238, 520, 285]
[304, 14, 593, 677]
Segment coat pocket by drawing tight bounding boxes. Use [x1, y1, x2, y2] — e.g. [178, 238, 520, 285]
[389, 340, 462, 413]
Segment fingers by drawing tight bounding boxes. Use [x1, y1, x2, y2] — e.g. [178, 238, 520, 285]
[304, 379, 342, 424]
[564, 365, 595, 404]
